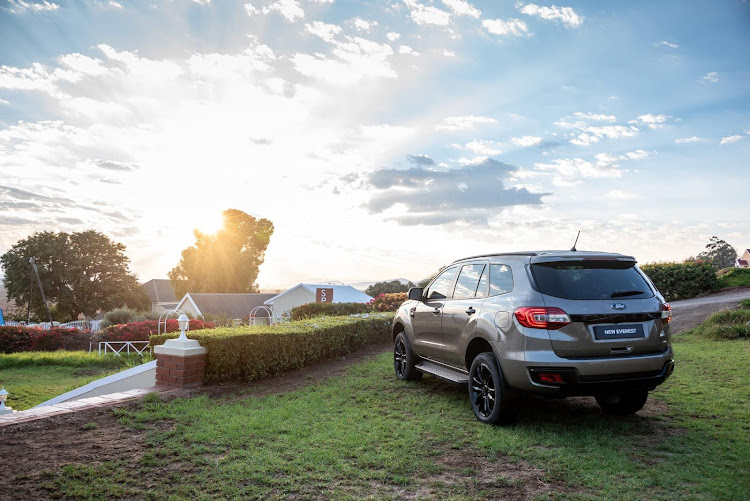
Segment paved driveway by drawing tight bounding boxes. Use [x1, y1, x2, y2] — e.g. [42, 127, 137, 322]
[669, 288, 750, 334]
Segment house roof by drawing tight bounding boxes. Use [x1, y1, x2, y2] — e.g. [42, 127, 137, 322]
[738, 259, 749, 266]
[178, 293, 276, 318]
[141, 279, 177, 303]
[264, 284, 373, 305]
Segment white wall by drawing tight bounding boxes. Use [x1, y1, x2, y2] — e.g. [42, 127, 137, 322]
[269, 287, 314, 317]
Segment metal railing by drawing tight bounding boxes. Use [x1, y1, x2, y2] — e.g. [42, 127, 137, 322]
[98, 341, 151, 357]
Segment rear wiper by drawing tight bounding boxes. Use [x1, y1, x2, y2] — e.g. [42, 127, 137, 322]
[611, 290, 645, 298]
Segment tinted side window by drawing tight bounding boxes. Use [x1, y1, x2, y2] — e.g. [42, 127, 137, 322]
[489, 264, 513, 296]
[453, 264, 486, 299]
[426, 267, 457, 299]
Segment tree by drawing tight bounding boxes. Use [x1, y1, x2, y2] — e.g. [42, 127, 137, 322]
[365, 279, 415, 297]
[696, 236, 737, 269]
[169, 209, 274, 297]
[0, 231, 150, 321]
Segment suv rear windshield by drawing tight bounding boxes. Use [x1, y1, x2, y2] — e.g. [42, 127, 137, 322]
[531, 260, 653, 300]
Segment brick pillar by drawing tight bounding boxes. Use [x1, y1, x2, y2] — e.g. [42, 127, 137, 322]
[153, 338, 207, 389]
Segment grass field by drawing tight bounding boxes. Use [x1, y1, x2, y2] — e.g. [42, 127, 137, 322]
[37, 309, 750, 500]
[0, 351, 147, 410]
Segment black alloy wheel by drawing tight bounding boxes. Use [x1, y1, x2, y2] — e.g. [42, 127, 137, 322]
[469, 352, 517, 425]
[393, 332, 422, 381]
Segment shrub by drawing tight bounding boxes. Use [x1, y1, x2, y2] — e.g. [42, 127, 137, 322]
[369, 293, 408, 312]
[716, 268, 750, 289]
[96, 319, 214, 342]
[100, 308, 137, 329]
[290, 302, 372, 320]
[150, 314, 393, 384]
[640, 262, 718, 301]
[0, 325, 91, 353]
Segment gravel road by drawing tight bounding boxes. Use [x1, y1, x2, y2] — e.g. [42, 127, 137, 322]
[669, 288, 750, 334]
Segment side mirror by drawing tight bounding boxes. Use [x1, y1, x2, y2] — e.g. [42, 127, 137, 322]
[407, 287, 424, 301]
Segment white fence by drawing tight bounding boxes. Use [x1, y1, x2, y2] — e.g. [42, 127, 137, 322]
[98, 341, 151, 357]
[3, 320, 101, 331]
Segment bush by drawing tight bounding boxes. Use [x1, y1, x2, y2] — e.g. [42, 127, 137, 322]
[289, 302, 372, 321]
[0, 325, 91, 353]
[640, 262, 718, 301]
[150, 314, 393, 384]
[716, 268, 750, 289]
[101, 308, 137, 329]
[96, 319, 214, 342]
[691, 307, 750, 340]
[369, 293, 408, 312]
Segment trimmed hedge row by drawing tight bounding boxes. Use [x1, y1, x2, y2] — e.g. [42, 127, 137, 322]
[0, 326, 91, 353]
[150, 314, 393, 384]
[290, 302, 372, 321]
[640, 261, 718, 301]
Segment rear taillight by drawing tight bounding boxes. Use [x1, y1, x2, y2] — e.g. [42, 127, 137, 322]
[514, 307, 571, 330]
[661, 303, 672, 325]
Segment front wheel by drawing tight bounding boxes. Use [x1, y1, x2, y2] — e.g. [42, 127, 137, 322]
[469, 352, 517, 425]
[394, 332, 422, 381]
[595, 390, 648, 415]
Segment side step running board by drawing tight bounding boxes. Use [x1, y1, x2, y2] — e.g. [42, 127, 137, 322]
[416, 361, 469, 384]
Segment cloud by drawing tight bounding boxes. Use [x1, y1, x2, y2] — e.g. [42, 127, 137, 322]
[720, 135, 742, 144]
[675, 136, 705, 144]
[511, 135, 543, 147]
[95, 160, 138, 171]
[244, 2, 259, 15]
[7, 0, 59, 13]
[353, 18, 374, 32]
[701, 72, 718, 83]
[441, 0, 480, 18]
[402, 0, 451, 26]
[406, 154, 435, 166]
[464, 140, 502, 155]
[262, 0, 304, 22]
[361, 158, 549, 225]
[443, 49, 456, 57]
[656, 41, 678, 48]
[623, 149, 650, 160]
[567, 125, 639, 146]
[292, 36, 396, 84]
[434, 115, 497, 131]
[306, 21, 342, 42]
[482, 18, 529, 37]
[602, 190, 638, 200]
[386, 32, 401, 41]
[399, 45, 420, 56]
[629, 113, 671, 129]
[516, 2, 583, 28]
[534, 154, 626, 185]
[572, 112, 615, 122]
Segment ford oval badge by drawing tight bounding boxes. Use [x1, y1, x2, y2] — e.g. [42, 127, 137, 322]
[611, 303, 627, 310]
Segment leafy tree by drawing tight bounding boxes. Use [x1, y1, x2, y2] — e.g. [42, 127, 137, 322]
[365, 279, 415, 297]
[696, 236, 738, 269]
[0, 231, 150, 321]
[169, 209, 274, 297]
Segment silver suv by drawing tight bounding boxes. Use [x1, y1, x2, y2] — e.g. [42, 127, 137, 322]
[392, 251, 674, 425]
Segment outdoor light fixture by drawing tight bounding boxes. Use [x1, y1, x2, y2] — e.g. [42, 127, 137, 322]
[177, 313, 190, 341]
[0, 387, 13, 415]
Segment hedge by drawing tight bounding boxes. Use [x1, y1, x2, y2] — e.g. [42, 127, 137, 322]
[289, 302, 372, 320]
[0, 325, 91, 353]
[150, 314, 393, 384]
[640, 261, 718, 301]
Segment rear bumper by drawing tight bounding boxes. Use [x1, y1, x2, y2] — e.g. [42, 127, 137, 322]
[526, 359, 675, 396]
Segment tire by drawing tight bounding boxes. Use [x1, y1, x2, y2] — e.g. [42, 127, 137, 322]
[595, 390, 648, 415]
[393, 332, 422, 381]
[469, 352, 517, 425]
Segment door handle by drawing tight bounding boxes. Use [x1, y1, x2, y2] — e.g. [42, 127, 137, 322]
[409, 307, 416, 318]
[466, 307, 476, 315]
[432, 307, 441, 316]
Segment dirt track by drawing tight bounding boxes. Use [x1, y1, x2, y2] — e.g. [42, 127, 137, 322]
[669, 288, 750, 334]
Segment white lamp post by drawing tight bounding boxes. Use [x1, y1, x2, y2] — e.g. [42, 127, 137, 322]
[0, 387, 13, 415]
[177, 313, 190, 341]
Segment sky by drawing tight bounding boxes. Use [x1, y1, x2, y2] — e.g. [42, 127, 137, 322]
[1, 0, 748, 291]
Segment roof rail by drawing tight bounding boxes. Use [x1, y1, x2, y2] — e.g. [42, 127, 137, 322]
[451, 252, 538, 263]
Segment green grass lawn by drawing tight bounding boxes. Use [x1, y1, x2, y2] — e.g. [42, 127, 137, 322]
[31, 308, 750, 500]
[0, 351, 146, 410]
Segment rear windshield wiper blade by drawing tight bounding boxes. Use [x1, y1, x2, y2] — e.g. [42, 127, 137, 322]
[610, 290, 646, 298]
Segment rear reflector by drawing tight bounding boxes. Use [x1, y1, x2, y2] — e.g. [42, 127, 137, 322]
[661, 303, 672, 325]
[514, 307, 571, 330]
[538, 373, 565, 384]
